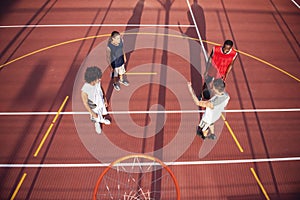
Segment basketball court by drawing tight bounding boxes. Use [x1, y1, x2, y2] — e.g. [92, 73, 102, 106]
[0, 0, 299, 199]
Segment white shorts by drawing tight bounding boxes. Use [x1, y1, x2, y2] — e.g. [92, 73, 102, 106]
[113, 64, 126, 77]
[199, 119, 213, 132]
[91, 106, 108, 123]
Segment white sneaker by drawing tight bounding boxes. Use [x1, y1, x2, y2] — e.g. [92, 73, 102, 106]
[94, 122, 101, 134]
[119, 79, 129, 86]
[101, 118, 111, 125]
[90, 116, 96, 123]
[113, 83, 120, 91]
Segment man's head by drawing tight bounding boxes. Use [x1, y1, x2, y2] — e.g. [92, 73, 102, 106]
[110, 31, 121, 45]
[84, 66, 102, 85]
[212, 78, 225, 94]
[222, 40, 233, 54]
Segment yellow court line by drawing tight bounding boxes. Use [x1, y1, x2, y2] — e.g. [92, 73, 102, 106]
[221, 114, 244, 153]
[52, 96, 69, 123]
[1, 32, 298, 83]
[33, 96, 69, 157]
[10, 173, 27, 200]
[126, 72, 157, 75]
[237, 50, 300, 82]
[0, 34, 110, 69]
[204, 40, 300, 83]
[1, 32, 297, 155]
[250, 167, 271, 200]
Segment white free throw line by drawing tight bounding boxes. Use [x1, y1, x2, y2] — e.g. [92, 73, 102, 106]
[0, 108, 299, 115]
[0, 24, 195, 28]
[0, 157, 299, 168]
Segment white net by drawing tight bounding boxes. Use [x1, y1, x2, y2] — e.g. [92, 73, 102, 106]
[93, 155, 179, 200]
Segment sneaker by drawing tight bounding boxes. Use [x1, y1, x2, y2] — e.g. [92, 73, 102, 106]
[90, 116, 96, 123]
[196, 126, 206, 140]
[94, 122, 101, 134]
[100, 118, 111, 125]
[119, 79, 129, 86]
[113, 83, 120, 91]
[208, 133, 217, 140]
[196, 126, 202, 136]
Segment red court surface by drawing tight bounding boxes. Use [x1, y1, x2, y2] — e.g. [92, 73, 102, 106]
[0, 0, 300, 199]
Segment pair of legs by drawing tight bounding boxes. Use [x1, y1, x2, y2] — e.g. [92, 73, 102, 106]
[197, 119, 216, 140]
[112, 65, 129, 91]
[91, 106, 110, 134]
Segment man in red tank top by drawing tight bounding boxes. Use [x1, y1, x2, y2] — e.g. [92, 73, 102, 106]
[202, 40, 238, 99]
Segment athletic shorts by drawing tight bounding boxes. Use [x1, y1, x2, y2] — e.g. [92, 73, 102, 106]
[113, 64, 126, 77]
[199, 119, 213, 132]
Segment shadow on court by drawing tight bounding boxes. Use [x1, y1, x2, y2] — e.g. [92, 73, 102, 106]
[106, 0, 145, 103]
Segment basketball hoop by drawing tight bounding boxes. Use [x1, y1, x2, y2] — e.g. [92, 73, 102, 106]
[93, 154, 180, 200]
[123, 189, 151, 200]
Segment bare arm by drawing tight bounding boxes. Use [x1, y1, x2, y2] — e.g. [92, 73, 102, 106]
[106, 47, 112, 69]
[81, 91, 98, 118]
[122, 38, 127, 63]
[224, 52, 238, 80]
[101, 85, 109, 107]
[187, 82, 213, 108]
[123, 49, 127, 63]
[224, 63, 232, 80]
[204, 49, 214, 76]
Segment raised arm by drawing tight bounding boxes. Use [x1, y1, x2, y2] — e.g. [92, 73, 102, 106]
[187, 82, 213, 108]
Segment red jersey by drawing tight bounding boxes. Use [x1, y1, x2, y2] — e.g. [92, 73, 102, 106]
[208, 46, 238, 78]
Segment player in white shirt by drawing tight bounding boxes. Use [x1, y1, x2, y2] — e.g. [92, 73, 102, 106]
[188, 78, 230, 140]
[81, 66, 111, 134]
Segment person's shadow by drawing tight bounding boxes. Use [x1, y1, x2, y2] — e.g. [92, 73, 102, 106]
[179, 0, 207, 98]
[178, 0, 207, 129]
[188, 0, 207, 51]
[105, 0, 145, 103]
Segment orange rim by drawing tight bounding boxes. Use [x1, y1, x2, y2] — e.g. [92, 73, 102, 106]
[93, 154, 180, 200]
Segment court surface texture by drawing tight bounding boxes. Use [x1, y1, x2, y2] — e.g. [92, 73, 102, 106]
[0, 0, 299, 199]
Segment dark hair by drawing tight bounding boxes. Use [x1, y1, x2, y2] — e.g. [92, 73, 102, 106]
[223, 40, 233, 47]
[108, 31, 120, 44]
[111, 31, 120, 38]
[213, 78, 226, 93]
[84, 66, 102, 83]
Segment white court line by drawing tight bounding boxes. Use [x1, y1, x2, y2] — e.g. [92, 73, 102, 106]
[0, 108, 299, 115]
[291, 0, 300, 9]
[0, 24, 195, 28]
[185, 0, 208, 61]
[0, 157, 299, 168]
